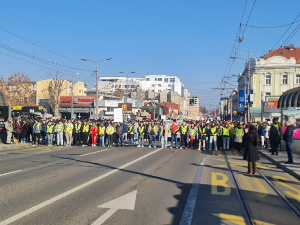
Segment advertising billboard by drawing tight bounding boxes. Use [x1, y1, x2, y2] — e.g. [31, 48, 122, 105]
[282, 110, 300, 138]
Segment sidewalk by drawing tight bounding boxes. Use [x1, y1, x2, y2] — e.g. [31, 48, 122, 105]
[0, 142, 34, 151]
[259, 147, 300, 180]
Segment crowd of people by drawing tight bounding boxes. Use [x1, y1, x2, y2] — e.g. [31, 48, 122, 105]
[4, 117, 294, 170]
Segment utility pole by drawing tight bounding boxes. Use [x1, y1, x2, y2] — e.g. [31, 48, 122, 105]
[81, 58, 112, 120]
[153, 89, 156, 120]
[71, 82, 73, 119]
[261, 91, 264, 122]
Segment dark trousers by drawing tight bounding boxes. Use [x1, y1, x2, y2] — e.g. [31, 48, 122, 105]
[217, 136, 223, 149]
[235, 142, 242, 151]
[286, 142, 293, 162]
[270, 141, 278, 155]
[180, 134, 187, 147]
[33, 133, 40, 145]
[108, 135, 113, 146]
[116, 134, 123, 147]
[189, 139, 196, 149]
[82, 133, 88, 146]
[74, 133, 81, 146]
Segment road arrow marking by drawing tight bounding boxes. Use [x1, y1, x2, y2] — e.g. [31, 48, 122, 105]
[92, 190, 137, 225]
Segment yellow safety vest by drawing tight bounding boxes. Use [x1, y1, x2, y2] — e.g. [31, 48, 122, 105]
[148, 125, 157, 133]
[106, 126, 114, 135]
[236, 128, 243, 136]
[47, 125, 53, 134]
[199, 127, 206, 135]
[99, 127, 105, 135]
[223, 128, 230, 136]
[57, 124, 63, 132]
[66, 124, 73, 133]
[138, 126, 145, 135]
[275, 124, 279, 130]
[128, 125, 134, 134]
[82, 125, 89, 133]
[211, 127, 217, 135]
[189, 128, 196, 136]
[181, 125, 188, 134]
[75, 124, 81, 131]
[160, 127, 169, 135]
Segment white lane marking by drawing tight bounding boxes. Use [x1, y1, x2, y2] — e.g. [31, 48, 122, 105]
[92, 190, 137, 225]
[0, 148, 164, 225]
[0, 170, 23, 177]
[179, 154, 206, 225]
[79, 149, 109, 157]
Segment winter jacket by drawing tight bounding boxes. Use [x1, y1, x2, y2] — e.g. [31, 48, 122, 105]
[283, 125, 294, 142]
[269, 126, 279, 142]
[15, 122, 22, 134]
[4, 121, 13, 132]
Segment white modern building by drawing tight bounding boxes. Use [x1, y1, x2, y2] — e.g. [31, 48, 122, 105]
[97, 75, 185, 97]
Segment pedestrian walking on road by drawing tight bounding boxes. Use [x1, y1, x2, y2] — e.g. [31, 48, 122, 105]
[160, 122, 169, 148]
[170, 120, 179, 149]
[106, 123, 114, 147]
[209, 123, 217, 151]
[234, 123, 244, 152]
[283, 121, 295, 164]
[148, 121, 158, 148]
[222, 123, 230, 151]
[243, 125, 260, 175]
[137, 122, 145, 147]
[198, 122, 206, 151]
[99, 123, 106, 147]
[180, 121, 188, 149]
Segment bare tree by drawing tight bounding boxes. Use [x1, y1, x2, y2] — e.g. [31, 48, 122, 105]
[42, 72, 67, 118]
[113, 89, 125, 99]
[3, 73, 33, 106]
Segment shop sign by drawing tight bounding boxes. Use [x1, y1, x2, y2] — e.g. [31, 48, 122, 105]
[12, 106, 22, 110]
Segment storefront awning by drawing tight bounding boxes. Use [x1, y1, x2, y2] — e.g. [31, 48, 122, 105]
[278, 86, 300, 109]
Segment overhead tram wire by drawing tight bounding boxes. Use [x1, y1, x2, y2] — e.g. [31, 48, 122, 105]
[0, 43, 94, 72]
[242, 19, 300, 28]
[0, 26, 93, 70]
[0, 50, 91, 82]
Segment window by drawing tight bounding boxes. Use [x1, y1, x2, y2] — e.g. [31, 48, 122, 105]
[152, 84, 155, 87]
[266, 92, 271, 96]
[282, 74, 288, 84]
[79, 90, 82, 94]
[125, 85, 129, 88]
[146, 78, 150, 81]
[107, 107, 114, 112]
[158, 84, 161, 87]
[131, 85, 135, 88]
[170, 78, 175, 83]
[164, 78, 168, 82]
[158, 90, 161, 92]
[168, 84, 172, 87]
[79, 84, 82, 88]
[157, 78, 162, 81]
[265, 75, 271, 85]
[296, 74, 300, 84]
[155, 78, 157, 81]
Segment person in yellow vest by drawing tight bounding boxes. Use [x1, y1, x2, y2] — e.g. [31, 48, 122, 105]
[234, 123, 244, 152]
[81, 121, 90, 147]
[65, 120, 73, 146]
[137, 122, 145, 148]
[229, 123, 235, 150]
[98, 123, 106, 147]
[180, 121, 188, 149]
[188, 123, 197, 150]
[127, 122, 134, 146]
[198, 122, 206, 151]
[160, 122, 169, 148]
[106, 123, 114, 147]
[46, 121, 54, 146]
[74, 120, 82, 146]
[56, 120, 64, 146]
[223, 123, 230, 150]
[148, 121, 158, 148]
[209, 122, 217, 151]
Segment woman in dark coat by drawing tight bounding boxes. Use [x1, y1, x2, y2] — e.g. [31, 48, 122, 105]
[243, 125, 260, 174]
[20, 120, 28, 143]
[14, 119, 22, 142]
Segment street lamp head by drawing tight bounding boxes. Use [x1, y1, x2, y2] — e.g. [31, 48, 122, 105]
[81, 59, 88, 61]
[131, 72, 136, 73]
[119, 72, 124, 73]
[106, 58, 112, 60]
[230, 57, 238, 59]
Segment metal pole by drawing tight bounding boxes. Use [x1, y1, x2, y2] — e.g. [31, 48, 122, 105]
[71, 82, 73, 119]
[153, 89, 156, 119]
[247, 59, 251, 123]
[125, 73, 128, 103]
[230, 94, 233, 121]
[261, 92, 264, 122]
[96, 63, 99, 120]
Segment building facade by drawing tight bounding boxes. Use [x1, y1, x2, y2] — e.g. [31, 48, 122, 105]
[237, 44, 300, 120]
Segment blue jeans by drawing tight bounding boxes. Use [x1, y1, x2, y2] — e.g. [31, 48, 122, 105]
[286, 142, 293, 162]
[21, 137, 26, 142]
[41, 135, 46, 145]
[134, 133, 138, 143]
[100, 136, 105, 147]
[205, 137, 209, 150]
[161, 136, 167, 148]
[150, 135, 156, 147]
[128, 137, 133, 145]
[223, 137, 230, 150]
[171, 134, 178, 148]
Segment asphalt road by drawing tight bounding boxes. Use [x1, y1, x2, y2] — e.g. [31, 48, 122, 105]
[1, 145, 300, 225]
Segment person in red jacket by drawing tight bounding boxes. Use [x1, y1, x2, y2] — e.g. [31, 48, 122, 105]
[90, 123, 99, 147]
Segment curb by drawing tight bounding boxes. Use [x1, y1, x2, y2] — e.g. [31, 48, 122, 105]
[259, 150, 300, 181]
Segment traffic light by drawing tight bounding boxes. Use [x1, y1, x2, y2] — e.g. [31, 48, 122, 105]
[194, 98, 198, 105]
[189, 98, 195, 105]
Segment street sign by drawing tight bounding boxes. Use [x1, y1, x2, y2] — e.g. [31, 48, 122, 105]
[12, 106, 22, 110]
[147, 114, 151, 119]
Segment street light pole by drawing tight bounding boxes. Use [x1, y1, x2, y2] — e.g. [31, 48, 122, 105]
[81, 58, 112, 120]
[119, 72, 135, 103]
